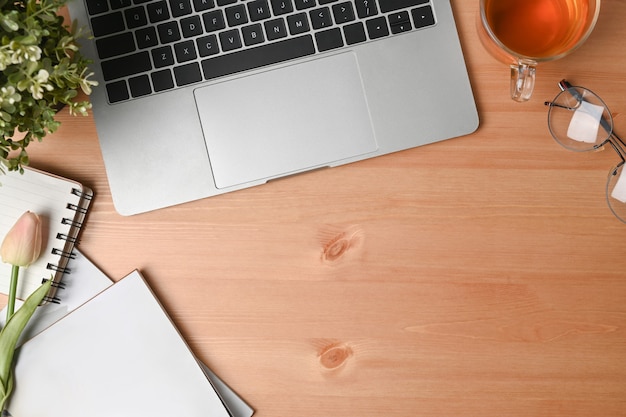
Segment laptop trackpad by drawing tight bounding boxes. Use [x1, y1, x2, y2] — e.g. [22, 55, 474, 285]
[194, 53, 378, 189]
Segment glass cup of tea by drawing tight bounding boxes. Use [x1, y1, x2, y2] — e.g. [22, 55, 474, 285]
[478, 0, 601, 102]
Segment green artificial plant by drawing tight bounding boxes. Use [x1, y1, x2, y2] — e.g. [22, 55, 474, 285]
[0, 0, 97, 174]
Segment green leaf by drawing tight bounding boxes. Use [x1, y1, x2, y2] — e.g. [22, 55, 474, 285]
[0, 279, 53, 411]
[13, 34, 38, 45]
[0, 16, 19, 32]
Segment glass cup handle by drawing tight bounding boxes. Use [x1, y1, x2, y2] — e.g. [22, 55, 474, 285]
[510, 61, 537, 102]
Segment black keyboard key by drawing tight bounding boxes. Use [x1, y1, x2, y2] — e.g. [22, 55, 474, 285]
[174, 40, 198, 62]
[379, 0, 428, 13]
[197, 34, 220, 56]
[343, 21, 366, 44]
[96, 32, 136, 59]
[110, 0, 132, 9]
[354, 0, 376, 18]
[170, 0, 193, 17]
[129, 75, 152, 97]
[315, 27, 343, 52]
[332, 2, 355, 23]
[151, 69, 175, 92]
[193, 0, 214, 12]
[310, 7, 332, 29]
[147, 1, 170, 23]
[294, 0, 315, 10]
[390, 21, 411, 34]
[225, 4, 248, 26]
[181, 15, 204, 37]
[86, 0, 108, 15]
[157, 21, 182, 43]
[242, 23, 265, 46]
[248, 0, 271, 21]
[412, 5, 435, 29]
[136, 26, 159, 48]
[219, 29, 242, 51]
[201, 35, 315, 80]
[106, 81, 129, 103]
[174, 62, 203, 85]
[366, 16, 388, 39]
[152, 45, 175, 67]
[102, 51, 152, 81]
[216, 0, 236, 5]
[318, 0, 337, 4]
[287, 12, 309, 35]
[264, 18, 287, 41]
[270, 0, 293, 16]
[388, 11, 409, 26]
[203, 10, 226, 32]
[90, 12, 125, 37]
[125, 6, 148, 29]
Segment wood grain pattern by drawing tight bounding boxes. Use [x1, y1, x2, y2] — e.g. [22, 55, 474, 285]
[4, 1, 626, 416]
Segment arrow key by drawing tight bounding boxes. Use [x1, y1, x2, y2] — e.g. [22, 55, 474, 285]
[366, 16, 389, 39]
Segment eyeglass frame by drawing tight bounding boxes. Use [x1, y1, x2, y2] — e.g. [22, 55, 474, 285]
[544, 79, 626, 223]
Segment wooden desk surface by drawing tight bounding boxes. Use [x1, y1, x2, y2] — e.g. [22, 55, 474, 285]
[9, 1, 626, 415]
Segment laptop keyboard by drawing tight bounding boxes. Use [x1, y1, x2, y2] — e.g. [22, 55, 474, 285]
[86, 0, 437, 103]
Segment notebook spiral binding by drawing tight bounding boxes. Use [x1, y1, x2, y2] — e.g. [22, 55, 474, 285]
[61, 217, 84, 229]
[42, 187, 92, 304]
[71, 187, 93, 200]
[57, 232, 78, 244]
[67, 203, 89, 215]
[51, 248, 78, 260]
[46, 263, 71, 274]
[44, 257, 72, 304]
[41, 278, 66, 304]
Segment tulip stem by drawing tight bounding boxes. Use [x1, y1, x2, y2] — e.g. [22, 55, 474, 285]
[6, 265, 19, 322]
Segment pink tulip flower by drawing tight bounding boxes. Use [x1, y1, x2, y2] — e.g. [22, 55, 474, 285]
[1, 211, 43, 267]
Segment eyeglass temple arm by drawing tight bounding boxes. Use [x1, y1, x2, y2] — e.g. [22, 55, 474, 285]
[610, 134, 626, 173]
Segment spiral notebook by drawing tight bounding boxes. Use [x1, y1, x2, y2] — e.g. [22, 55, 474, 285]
[0, 167, 92, 300]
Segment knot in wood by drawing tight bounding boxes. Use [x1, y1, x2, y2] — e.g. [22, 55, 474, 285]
[323, 237, 350, 261]
[320, 226, 363, 263]
[319, 343, 352, 370]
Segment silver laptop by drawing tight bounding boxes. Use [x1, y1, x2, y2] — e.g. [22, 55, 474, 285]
[67, 0, 478, 215]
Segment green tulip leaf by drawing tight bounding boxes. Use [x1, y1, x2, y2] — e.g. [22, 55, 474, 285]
[0, 278, 52, 411]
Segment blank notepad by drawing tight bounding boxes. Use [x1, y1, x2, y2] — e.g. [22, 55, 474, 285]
[8, 271, 232, 417]
[0, 167, 92, 299]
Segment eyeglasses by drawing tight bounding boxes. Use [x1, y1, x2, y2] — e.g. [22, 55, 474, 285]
[545, 80, 626, 224]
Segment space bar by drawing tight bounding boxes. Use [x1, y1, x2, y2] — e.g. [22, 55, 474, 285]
[201, 35, 316, 80]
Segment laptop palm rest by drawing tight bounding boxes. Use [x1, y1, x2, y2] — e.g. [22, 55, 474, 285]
[194, 52, 378, 189]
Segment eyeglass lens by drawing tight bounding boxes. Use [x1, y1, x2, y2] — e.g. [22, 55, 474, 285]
[547, 86, 613, 151]
[607, 164, 626, 223]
